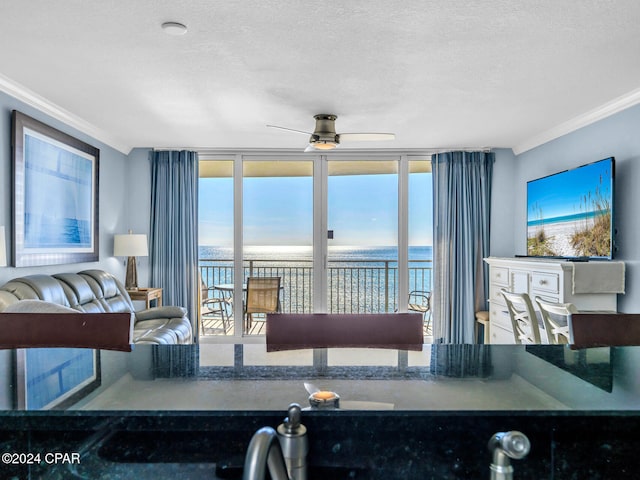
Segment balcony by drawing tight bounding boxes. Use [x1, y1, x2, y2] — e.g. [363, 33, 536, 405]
[199, 257, 432, 336]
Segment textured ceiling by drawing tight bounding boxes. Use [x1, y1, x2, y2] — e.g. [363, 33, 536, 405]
[1, 1, 640, 154]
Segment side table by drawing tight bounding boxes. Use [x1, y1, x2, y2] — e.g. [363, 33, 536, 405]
[127, 287, 163, 309]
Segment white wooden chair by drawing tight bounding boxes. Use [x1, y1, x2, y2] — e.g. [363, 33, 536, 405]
[500, 289, 541, 344]
[534, 296, 575, 344]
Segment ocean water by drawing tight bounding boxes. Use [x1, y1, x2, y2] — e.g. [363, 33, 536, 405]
[199, 245, 432, 263]
[527, 209, 607, 228]
[199, 245, 433, 314]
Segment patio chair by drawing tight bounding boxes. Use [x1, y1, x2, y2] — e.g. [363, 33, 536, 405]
[200, 275, 229, 335]
[534, 296, 575, 344]
[244, 276, 281, 334]
[408, 290, 432, 335]
[501, 289, 541, 344]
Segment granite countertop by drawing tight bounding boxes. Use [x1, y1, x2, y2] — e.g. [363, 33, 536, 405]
[2, 344, 640, 478]
[2, 343, 639, 413]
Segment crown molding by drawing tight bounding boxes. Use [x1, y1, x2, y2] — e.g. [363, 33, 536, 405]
[0, 74, 131, 154]
[513, 87, 640, 155]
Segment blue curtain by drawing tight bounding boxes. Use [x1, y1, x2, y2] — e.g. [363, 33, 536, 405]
[149, 150, 199, 338]
[431, 151, 494, 343]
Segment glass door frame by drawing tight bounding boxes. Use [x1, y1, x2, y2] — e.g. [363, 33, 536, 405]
[235, 153, 319, 336]
[201, 150, 433, 339]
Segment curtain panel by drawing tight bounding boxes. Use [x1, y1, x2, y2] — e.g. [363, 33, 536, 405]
[149, 150, 199, 338]
[431, 151, 494, 344]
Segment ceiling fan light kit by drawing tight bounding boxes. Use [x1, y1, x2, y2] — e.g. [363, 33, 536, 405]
[268, 113, 395, 151]
[310, 139, 338, 150]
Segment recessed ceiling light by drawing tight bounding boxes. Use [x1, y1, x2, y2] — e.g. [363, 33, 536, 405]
[161, 22, 188, 36]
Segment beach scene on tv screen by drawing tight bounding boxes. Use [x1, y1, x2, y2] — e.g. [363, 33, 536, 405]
[527, 159, 612, 258]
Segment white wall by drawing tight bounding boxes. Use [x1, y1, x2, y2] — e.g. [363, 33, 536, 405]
[120, 147, 153, 286]
[489, 148, 518, 256]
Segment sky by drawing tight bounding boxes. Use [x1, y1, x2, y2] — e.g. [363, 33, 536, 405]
[527, 157, 613, 221]
[199, 171, 432, 247]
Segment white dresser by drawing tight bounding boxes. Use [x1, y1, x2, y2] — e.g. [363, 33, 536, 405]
[484, 257, 625, 344]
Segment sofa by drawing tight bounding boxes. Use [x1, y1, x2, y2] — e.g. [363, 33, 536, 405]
[0, 269, 192, 344]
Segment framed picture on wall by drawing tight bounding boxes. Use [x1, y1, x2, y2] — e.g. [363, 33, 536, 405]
[11, 110, 100, 266]
[14, 348, 101, 410]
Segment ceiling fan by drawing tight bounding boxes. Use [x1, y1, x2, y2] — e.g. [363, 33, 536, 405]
[267, 114, 395, 151]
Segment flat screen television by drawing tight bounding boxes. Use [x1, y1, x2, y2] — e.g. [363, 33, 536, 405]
[526, 157, 614, 260]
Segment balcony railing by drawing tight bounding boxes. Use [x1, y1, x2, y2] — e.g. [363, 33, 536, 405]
[199, 258, 432, 315]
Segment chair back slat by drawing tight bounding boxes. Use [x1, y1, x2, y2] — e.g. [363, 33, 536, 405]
[534, 296, 575, 344]
[500, 289, 541, 344]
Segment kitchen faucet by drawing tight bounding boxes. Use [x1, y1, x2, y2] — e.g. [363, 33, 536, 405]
[242, 403, 308, 480]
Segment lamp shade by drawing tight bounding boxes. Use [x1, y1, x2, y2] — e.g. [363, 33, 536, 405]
[114, 233, 148, 257]
[0, 226, 6, 267]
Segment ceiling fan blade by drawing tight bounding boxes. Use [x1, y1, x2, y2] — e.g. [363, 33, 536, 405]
[338, 133, 395, 142]
[266, 124, 313, 135]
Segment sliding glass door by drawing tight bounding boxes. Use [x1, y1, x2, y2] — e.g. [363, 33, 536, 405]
[242, 159, 314, 335]
[198, 152, 433, 340]
[327, 159, 399, 313]
[199, 160, 235, 335]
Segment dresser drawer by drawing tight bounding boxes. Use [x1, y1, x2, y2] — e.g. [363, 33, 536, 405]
[530, 292, 559, 304]
[489, 284, 507, 307]
[490, 306, 512, 331]
[490, 323, 515, 344]
[491, 266, 509, 286]
[530, 272, 559, 294]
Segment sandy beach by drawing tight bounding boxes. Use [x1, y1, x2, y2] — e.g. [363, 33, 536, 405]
[528, 217, 596, 257]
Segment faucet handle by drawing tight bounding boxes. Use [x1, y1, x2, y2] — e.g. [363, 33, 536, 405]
[283, 403, 303, 433]
[488, 431, 530, 459]
[488, 431, 530, 480]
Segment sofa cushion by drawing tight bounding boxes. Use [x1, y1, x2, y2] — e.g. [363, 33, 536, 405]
[136, 306, 187, 321]
[163, 317, 193, 343]
[1, 275, 71, 306]
[133, 328, 179, 344]
[53, 273, 106, 313]
[78, 270, 135, 313]
[4, 299, 79, 314]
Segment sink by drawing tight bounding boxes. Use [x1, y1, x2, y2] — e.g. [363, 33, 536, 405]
[69, 462, 219, 479]
[65, 430, 367, 479]
[214, 461, 366, 479]
[69, 461, 364, 479]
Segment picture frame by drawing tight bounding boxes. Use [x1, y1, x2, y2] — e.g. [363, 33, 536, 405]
[14, 348, 101, 410]
[11, 110, 100, 266]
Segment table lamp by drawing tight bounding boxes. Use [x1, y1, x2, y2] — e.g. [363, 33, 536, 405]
[0, 226, 6, 267]
[114, 230, 148, 290]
